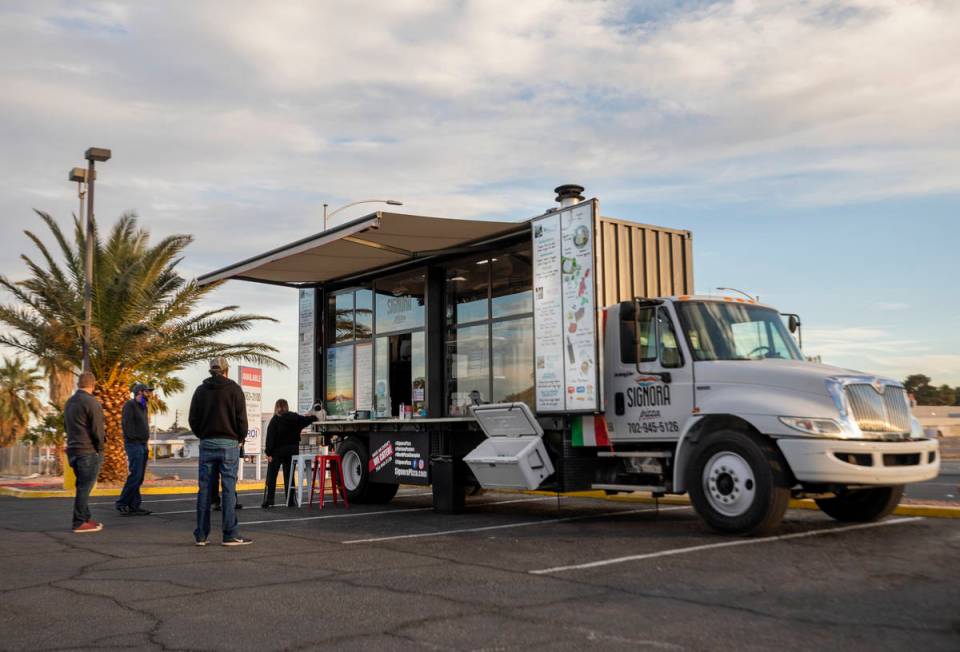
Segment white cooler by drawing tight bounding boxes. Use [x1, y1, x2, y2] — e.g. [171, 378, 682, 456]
[465, 403, 555, 490]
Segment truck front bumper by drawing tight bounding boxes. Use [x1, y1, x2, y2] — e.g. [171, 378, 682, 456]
[777, 437, 940, 485]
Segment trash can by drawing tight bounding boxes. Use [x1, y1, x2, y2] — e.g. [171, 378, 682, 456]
[431, 455, 465, 514]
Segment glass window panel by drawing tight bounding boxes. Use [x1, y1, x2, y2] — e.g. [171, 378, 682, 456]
[491, 248, 532, 318]
[446, 259, 488, 325]
[375, 270, 425, 334]
[332, 293, 354, 344]
[325, 345, 354, 416]
[374, 336, 390, 418]
[492, 318, 534, 408]
[657, 308, 683, 368]
[446, 324, 489, 416]
[355, 289, 373, 340]
[411, 331, 426, 416]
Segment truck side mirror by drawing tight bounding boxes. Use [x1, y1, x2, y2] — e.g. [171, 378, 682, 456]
[787, 314, 799, 333]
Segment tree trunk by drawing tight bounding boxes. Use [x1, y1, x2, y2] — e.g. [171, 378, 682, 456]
[96, 382, 129, 483]
[48, 366, 75, 410]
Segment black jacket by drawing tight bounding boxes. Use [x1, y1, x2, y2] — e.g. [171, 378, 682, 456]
[188, 374, 248, 442]
[265, 412, 316, 456]
[121, 398, 150, 444]
[64, 390, 105, 455]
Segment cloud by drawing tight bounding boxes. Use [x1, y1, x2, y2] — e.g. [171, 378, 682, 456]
[1, 0, 958, 424]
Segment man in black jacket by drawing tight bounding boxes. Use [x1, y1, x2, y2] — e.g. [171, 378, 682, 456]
[188, 357, 252, 546]
[64, 371, 105, 533]
[115, 383, 154, 516]
[262, 398, 316, 508]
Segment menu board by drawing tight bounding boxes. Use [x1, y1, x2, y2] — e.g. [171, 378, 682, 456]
[297, 289, 315, 413]
[532, 201, 599, 412]
[354, 341, 373, 411]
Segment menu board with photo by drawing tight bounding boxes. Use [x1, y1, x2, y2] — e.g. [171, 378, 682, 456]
[354, 341, 373, 411]
[532, 213, 565, 411]
[297, 289, 315, 414]
[532, 201, 599, 412]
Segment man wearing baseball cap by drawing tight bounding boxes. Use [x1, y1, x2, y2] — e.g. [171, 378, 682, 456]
[115, 382, 154, 516]
[188, 357, 252, 546]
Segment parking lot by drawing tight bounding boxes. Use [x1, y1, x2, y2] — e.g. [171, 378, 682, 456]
[1, 489, 958, 651]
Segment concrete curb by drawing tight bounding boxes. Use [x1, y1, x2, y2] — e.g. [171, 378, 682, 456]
[516, 489, 960, 519]
[0, 482, 267, 499]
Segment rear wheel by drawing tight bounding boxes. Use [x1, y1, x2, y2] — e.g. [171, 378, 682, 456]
[687, 430, 790, 535]
[815, 486, 903, 522]
[336, 438, 399, 504]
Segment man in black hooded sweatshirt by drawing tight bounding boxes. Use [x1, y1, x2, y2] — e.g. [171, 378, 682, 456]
[262, 398, 316, 508]
[188, 357, 251, 546]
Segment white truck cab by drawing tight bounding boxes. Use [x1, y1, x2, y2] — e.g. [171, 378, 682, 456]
[601, 295, 940, 533]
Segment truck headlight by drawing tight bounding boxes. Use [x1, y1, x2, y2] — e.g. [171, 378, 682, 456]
[779, 417, 843, 436]
[910, 416, 924, 439]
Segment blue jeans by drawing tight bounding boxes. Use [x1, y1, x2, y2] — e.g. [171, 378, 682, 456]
[68, 453, 102, 528]
[195, 443, 241, 542]
[116, 442, 148, 510]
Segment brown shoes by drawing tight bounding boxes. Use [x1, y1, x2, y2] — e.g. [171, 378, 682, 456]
[72, 520, 103, 533]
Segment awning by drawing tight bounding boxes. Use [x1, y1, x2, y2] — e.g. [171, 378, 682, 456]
[197, 211, 526, 287]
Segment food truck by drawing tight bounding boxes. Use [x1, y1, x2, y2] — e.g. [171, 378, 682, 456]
[200, 185, 940, 534]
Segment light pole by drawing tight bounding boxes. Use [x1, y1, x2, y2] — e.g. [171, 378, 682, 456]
[81, 147, 111, 373]
[68, 168, 89, 223]
[716, 287, 758, 302]
[323, 199, 403, 231]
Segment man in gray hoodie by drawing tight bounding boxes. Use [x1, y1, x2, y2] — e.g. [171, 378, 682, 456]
[63, 372, 105, 533]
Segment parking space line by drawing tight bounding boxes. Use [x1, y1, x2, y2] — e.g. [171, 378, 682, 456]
[529, 516, 925, 575]
[343, 506, 691, 544]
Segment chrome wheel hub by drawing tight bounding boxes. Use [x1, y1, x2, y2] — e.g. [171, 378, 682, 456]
[341, 450, 363, 491]
[703, 451, 756, 517]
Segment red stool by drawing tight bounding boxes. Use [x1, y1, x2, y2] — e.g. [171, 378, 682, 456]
[308, 454, 350, 509]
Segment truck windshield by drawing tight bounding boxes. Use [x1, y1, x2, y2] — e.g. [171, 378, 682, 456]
[676, 301, 803, 361]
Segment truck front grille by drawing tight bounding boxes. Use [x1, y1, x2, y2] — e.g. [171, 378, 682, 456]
[844, 384, 912, 434]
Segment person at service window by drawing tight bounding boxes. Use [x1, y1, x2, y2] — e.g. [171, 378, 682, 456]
[262, 399, 317, 508]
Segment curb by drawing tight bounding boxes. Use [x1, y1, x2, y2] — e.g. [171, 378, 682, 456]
[516, 489, 960, 519]
[0, 481, 267, 499]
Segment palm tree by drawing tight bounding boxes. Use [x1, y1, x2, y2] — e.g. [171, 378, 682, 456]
[0, 211, 284, 481]
[0, 357, 45, 446]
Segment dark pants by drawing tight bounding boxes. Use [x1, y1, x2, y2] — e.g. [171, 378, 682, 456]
[195, 444, 240, 542]
[68, 453, 102, 528]
[264, 452, 295, 506]
[116, 442, 148, 510]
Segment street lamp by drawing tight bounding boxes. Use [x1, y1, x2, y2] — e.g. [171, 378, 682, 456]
[323, 199, 403, 231]
[81, 147, 111, 373]
[67, 167, 89, 223]
[716, 287, 758, 302]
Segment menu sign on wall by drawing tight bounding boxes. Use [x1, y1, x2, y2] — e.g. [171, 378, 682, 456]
[532, 200, 599, 412]
[297, 289, 315, 414]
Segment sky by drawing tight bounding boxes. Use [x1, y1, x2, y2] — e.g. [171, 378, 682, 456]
[0, 0, 957, 428]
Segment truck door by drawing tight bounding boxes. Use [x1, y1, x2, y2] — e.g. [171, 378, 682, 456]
[606, 302, 693, 442]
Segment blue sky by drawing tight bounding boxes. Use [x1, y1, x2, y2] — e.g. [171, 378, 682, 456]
[0, 1, 957, 426]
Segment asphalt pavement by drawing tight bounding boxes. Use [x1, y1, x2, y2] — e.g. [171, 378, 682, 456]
[1, 488, 958, 651]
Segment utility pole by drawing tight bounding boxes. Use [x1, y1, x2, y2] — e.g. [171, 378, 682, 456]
[81, 147, 111, 373]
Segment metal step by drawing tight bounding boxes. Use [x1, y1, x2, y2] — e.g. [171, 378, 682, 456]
[596, 451, 672, 458]
[592, 483, 668, 493]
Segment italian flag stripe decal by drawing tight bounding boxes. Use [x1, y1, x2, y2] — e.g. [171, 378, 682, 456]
[572, 414, 610, 447]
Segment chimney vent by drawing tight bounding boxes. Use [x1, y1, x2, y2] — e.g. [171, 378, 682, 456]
[554, 184, 585, 208]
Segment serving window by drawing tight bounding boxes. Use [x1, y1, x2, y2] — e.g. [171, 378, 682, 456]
[446, 243, 534, 415]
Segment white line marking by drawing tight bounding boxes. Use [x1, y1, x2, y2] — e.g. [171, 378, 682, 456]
[343, 506, 690, 544]
[238, 496, 555, 526]
[529, 516, 926, 575]
[90, 489, 432, 506]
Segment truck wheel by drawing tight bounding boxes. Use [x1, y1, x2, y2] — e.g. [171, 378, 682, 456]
[687, 430, 790, 535]
[336, 438, 399, 504]
[815, 486, 903, 523]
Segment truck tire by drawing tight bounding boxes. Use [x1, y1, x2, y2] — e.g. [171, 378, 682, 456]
[336, 438, 399, 504]
[815, 486, 903, 523]
[687, 430, 790, 536]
